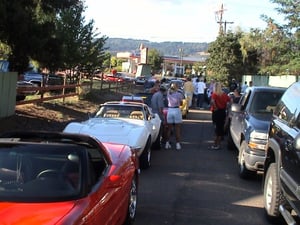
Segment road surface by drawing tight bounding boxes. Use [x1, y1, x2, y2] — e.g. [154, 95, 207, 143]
[135, 108, 271, 225]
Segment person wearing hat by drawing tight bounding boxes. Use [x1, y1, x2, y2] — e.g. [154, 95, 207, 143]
[165, 83, 184, 150]
[151, 85, 168, 145]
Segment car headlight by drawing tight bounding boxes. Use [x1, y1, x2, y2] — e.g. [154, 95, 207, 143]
[248, 131, 268, 150]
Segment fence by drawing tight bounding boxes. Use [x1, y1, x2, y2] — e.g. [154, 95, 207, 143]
[0, 73, 135, 119]
[0, 72, 18, 118]
[16, 79, 135, 105]
[242, 75, 299, 88]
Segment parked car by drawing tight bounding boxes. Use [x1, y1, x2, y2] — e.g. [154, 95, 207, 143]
[16, 80, 38, 101]
[132, 90, 188, 118]
[122, 95, 145, 103]
[103, 73, 124, 82]
[134, 76, 147, 85]
[116, 72, 135, 82]
[0, 60, 9, 72]
[63, 101, 162, 169]
[228, 86, 286, 178]
[263, 81, 300, 224]
[0, 131, 139, 225]
[23, 70, 46, 86]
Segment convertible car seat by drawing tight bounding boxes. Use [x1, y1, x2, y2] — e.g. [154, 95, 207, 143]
[129, 111, 144, 120]
[103, 110, 120, 118]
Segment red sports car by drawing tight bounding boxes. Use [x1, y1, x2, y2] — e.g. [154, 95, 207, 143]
[0, 131, 139, 225]
[104, 74, 124, 82]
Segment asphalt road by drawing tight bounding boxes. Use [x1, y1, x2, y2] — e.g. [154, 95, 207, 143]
[135, 108, 272, 225]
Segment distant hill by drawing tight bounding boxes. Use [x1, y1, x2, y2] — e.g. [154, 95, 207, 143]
[104, 38, 210, 57]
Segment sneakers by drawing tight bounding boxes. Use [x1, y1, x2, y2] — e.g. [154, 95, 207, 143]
[165, 142, 182, 150]
[165, 142, 171, 149]
[211, 145, 220, 150]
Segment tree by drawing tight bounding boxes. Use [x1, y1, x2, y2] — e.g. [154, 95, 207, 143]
[147, 48, 164, 74]
[206, 32, 245, 84]
[260, 0, 300, 75]
[0, 0, 79, 74]
[55, 2, 107, 78]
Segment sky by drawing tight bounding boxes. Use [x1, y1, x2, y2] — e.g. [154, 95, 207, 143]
[84, 0, 285, 43]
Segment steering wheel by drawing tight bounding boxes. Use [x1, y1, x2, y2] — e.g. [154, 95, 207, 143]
[36, 169, 61, 179]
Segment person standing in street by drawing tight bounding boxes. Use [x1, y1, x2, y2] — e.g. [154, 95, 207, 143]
[210, 82, 231, 150]
[229, 78, 238, 92]
[165, 83, 183, 150]
[183, 77, 194, 108]
[196, 78, 206, 109]
[241, 81, 248, 93]
[151, 85, 167, 145]
[192, 78, 198, 108]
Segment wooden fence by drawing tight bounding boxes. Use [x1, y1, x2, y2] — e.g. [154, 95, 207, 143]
[16, 79, 135, 105]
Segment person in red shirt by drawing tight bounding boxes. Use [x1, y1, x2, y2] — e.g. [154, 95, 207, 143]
[210, 82, 231, 149]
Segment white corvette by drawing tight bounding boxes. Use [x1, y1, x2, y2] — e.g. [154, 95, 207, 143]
[63, 101, 162, 169]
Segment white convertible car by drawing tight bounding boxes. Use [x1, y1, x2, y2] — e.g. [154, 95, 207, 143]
[63, 101, 162, 169]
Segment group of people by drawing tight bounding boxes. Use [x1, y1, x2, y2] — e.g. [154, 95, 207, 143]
[150, 76, 249, 151]
[151, 81, 183, 150]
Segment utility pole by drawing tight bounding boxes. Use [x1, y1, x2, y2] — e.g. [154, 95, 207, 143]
[215, 3, 233, 35]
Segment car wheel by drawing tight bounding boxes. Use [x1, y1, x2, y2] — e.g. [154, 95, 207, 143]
[263, 163, 285, 223]
[140, 137, 151, 169]
[124, 176, 138, 225]
[238, 141, 255, 179]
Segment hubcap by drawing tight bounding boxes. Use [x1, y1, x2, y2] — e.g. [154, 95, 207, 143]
[265, 175, 273, 211]
[128, 179, 137, 219]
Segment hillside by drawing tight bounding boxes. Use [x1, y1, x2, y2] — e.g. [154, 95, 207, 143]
[104, 38, 210, 57]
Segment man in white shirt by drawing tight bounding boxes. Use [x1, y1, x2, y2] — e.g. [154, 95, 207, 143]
[196, 78, 206, 109]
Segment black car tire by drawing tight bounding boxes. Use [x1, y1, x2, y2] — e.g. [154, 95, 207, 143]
[140, 137, 151, 169]
[263, 163, 285, 223]
[238, 141, 256, 179]
[124, 176, 138, 225]
[151, 125, 162, 150]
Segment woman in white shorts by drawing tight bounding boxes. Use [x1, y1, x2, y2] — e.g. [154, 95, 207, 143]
[165, 83, 183, 150]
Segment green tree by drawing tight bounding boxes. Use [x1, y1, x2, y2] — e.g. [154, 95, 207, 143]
[0, 0, 79, 73]
[206, 32, 245, 84]
[147, 48, 163, 74]
[56, 3, 107, 76]
[260, 0, 300, 75]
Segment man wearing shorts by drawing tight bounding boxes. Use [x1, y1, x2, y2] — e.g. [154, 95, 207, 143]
[165, 83, 183, 150]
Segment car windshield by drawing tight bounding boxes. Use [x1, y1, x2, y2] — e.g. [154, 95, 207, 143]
[249, 91, 283, 114]
[95, 105, 145, 120]
[0, 143, 83, 202]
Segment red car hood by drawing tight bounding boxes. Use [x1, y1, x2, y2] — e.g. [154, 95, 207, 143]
[0, 201, 75, 224]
